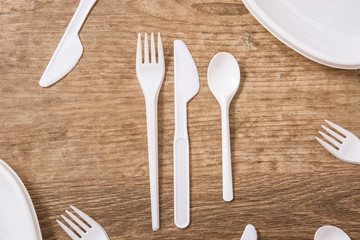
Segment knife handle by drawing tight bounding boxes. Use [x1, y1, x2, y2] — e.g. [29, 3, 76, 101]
[65, 0, 97, 36]
[174, 101, 190, 229]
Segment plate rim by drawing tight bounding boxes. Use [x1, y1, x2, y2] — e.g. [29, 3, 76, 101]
[0, 159, 43, 240]
[242, 0, 360, 70]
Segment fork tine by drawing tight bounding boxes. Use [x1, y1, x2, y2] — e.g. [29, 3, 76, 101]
[157, 33, 164, 65]
[325, 120, 351, 137]
[66, 210, 90, 231]
[61, 215, 85, 237]
[319, 131, 341, 148]
[57, 220, 80, 240]
[137, 33, 142, 64]
[316, 137, 339, 157]
[144, 33, 149, 64]
[322, 125, 345, 142]
[70, 205, 97, 226]
[151, 33, 156, 63]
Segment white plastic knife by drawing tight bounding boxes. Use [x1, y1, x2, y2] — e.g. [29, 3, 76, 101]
[240, 224, 258, 240]
[39, 0, 97, 87]
[173, 40, 199, 229]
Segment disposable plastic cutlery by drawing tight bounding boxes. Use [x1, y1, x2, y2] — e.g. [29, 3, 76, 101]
[316, 120, 360, 164]
[240, 224, 257, 240]
[173, 40, 199, 229]
[57, 206, 109, 240]
[315, 226, 351, 240]
[207, 52, 240, 202]
[136, 32, 165, 231]
[39, 0, 97, 87]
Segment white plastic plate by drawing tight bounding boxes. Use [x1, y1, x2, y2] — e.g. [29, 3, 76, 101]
[243, 0, 360, 69]
[0, 160, 42, 240]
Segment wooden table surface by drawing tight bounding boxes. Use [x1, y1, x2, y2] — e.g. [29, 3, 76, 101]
[1, 1, 360, 239]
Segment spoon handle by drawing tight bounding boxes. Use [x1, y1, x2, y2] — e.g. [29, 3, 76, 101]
[221, 105, 233, 202]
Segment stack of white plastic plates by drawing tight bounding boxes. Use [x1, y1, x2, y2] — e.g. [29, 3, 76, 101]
[243, 0, 360, 69]
[0, 160, 42, 240]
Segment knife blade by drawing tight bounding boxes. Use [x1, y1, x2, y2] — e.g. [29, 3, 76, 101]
[173, 40, 199, 229]
[240, 224, 258, 240]
[39, 0, 97, 87]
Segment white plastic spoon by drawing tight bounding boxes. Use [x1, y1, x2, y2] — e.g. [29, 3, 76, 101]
[207, 52, 240, 202]
[315, 226, 351, 240]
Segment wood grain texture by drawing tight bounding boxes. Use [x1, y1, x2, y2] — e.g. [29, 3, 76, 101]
[1, 0, 360, 239]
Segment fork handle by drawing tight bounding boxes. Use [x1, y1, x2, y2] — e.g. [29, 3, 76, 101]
[145, 97, 159, 231]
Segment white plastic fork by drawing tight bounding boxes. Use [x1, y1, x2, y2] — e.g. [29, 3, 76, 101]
[57, 206, 109, 240]
[136, 32, 165, 231]
[316, 120, 360, 164]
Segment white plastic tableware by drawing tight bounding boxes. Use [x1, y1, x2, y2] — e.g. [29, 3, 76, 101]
[207, 52, 240, 202]
[242, 0, 360, 69]
[315, 226, 351, 240]
[39, 0, 97, 87]
[173, 40, 199, 229]
[316, 120, 360, 165]
[136, 33, 165, 231]
[240, 224, 258, 240]
[0, 159, 42, 240]
[57, 206, 110, 240]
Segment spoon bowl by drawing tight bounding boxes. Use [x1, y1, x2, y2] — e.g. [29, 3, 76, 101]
[208, 52, 240, 104]
[315, 226, 351, 240]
